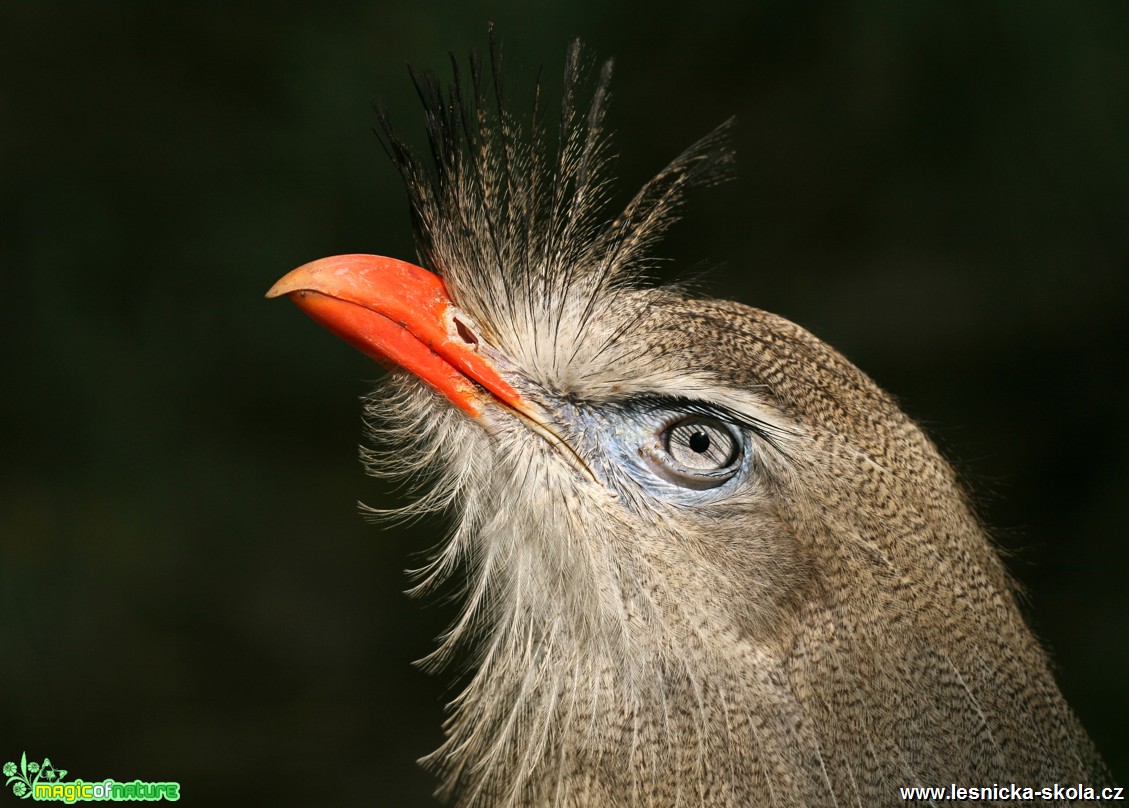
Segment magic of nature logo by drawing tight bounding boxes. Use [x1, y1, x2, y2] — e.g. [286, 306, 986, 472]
[3, 753, 179, 802]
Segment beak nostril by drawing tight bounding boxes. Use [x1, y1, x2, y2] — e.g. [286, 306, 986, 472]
[454, 317, 479, 349]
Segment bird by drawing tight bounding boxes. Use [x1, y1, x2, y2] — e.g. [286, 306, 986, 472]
[268, 33, 1114, 808]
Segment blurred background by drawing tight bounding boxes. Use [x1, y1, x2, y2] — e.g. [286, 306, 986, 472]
[2, 2, 1126, 804]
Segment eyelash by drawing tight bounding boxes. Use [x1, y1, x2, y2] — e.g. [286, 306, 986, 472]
[627, 396, 773, 441]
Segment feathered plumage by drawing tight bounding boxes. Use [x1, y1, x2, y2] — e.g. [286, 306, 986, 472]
[278, 30, 1114, 808]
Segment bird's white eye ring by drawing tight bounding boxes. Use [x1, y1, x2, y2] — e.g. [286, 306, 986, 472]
[645, 416, 742, 490]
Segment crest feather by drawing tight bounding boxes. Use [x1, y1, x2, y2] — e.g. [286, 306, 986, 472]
[376, 29, 735, 340]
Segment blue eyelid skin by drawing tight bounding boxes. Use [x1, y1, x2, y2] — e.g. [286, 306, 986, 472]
[558, 401, 751, 505]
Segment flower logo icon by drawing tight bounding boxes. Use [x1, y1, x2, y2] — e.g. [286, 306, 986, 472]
[3, 753, 64, 800]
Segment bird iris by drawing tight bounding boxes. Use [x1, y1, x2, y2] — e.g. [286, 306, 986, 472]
[650, 415, 743, 490]
[665, 418, 738, 470]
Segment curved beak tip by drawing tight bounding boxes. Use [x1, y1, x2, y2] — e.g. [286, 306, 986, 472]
[265, 270, 307, 300]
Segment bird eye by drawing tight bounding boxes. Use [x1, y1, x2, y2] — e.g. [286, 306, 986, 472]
[647, 416, 742, 490]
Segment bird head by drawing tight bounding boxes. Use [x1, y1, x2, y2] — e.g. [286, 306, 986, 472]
[269, 33, 1108, 808]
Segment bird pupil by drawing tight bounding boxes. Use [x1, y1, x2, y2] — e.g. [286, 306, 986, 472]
[689, 430, 710, 453]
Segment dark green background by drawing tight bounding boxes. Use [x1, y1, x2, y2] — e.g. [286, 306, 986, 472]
[3, 2, 1126, 805]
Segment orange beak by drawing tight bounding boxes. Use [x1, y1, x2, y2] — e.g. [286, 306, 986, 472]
[266, 254, 523, 417]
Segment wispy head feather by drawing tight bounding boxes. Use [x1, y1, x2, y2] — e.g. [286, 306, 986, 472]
[376, 28, 734, 364]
